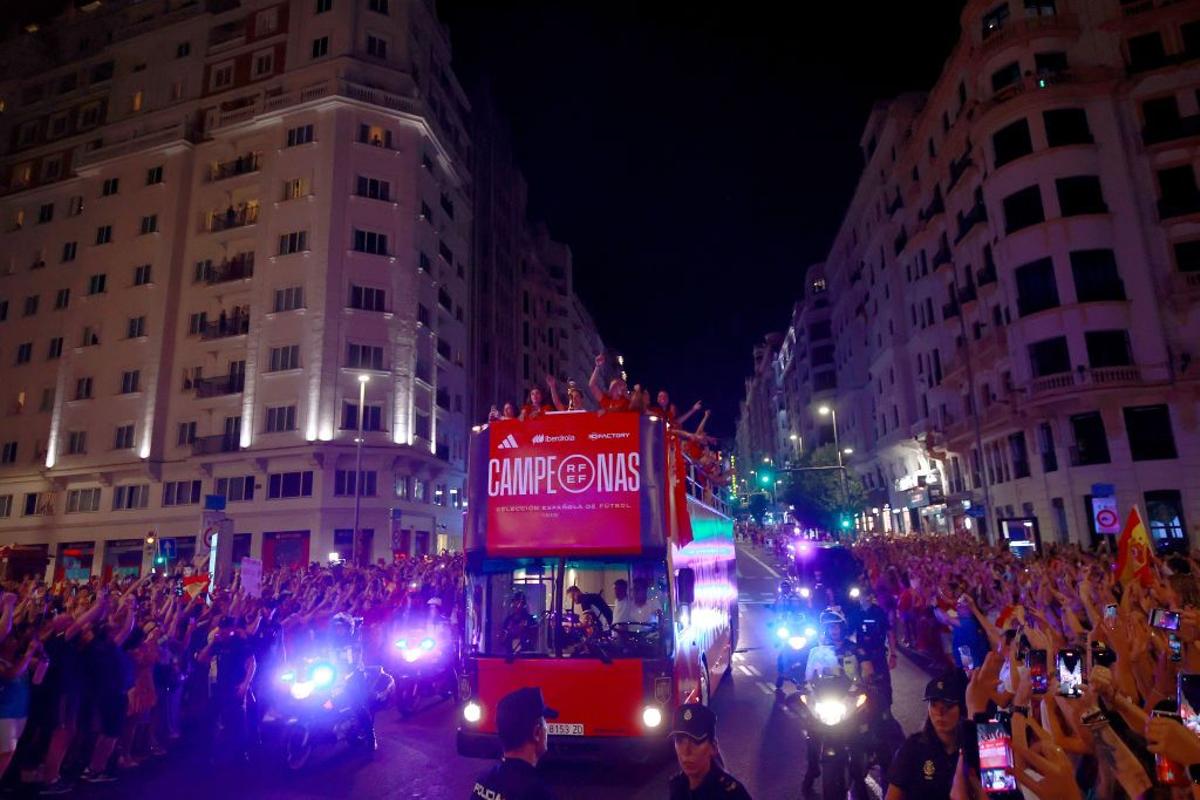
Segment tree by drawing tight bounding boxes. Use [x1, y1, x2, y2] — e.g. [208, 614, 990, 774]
[782, 444, 867, 537]
[747, 493, 769, 526]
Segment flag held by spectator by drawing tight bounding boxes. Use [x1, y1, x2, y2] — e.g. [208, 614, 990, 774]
[183, 573, 210, 599]
[1115, 506, 1154, 588]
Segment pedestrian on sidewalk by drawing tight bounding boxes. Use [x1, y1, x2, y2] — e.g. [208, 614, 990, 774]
[469, 687, 556, 800]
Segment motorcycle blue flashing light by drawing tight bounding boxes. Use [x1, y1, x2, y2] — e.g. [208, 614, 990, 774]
[311, 663, 336, 688]
[279, 670, 296, 683]
[775, 626, 790, 640]
[420, 637, 436, 651]
[395, 638, 409, 650]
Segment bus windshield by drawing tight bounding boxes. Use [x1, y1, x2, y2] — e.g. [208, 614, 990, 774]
[468, 557, 670, 660]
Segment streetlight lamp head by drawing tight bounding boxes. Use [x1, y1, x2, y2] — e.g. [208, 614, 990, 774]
[843, 448, 854, 455]
[358, 374, 371, 384]
[789, 434, 798, 441]
[818, 406, 831, 416]
[763, 457, 770, 464]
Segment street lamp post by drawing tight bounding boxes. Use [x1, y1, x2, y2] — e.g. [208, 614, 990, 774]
[818, 406, 848, 512]
[352, 374, 369, 566]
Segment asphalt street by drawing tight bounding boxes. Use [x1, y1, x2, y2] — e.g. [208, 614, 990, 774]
[63, 543, 930, 800]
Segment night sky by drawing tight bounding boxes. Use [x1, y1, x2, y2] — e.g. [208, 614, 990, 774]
[6, 1, 966, 437]
[440, 1, 966, 436]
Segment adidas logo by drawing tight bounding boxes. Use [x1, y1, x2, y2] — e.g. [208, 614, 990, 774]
[497, 434, 519, 450]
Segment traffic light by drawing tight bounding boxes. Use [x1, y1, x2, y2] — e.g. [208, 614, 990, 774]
[759, 470, 772, 487]
[839, 515, 852, 530]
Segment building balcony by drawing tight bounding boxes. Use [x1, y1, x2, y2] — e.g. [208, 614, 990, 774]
[954, 201, 988, 244]
[982, 13, 1080, 55]
[1127, 48, 1200, 77]
[942, 300, 960, 320]
[1168, 271, 1200, 310]
[206, 204, 259, 233]
[208, 153, 261, 182]
[1143, 115, 1200, 146]
[192, 434, 239, 456]
[932, 242, 953, 270]
[198, 312, 249, 340]
[886, 194, 904, 216]
[976, 264, 998, 286]
[919, 193, 945, 222]
[893, 229, 909, 256]
[196, 253, 254, 285]
[1158, 194, 1200, 220]
[947, 152, 974, 192]
[957, 282, 978, 305]
[1026, 366, 1146, 401]
[188, 376, 245, 398]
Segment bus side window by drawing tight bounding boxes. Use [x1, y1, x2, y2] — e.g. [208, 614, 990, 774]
[676, 568, 695, 605]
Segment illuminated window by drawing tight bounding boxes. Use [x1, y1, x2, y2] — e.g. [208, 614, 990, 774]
[131, 90, 143, 112]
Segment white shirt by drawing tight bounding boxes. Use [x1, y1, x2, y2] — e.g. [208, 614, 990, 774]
[626, 598, 661, 624]
[613, 596, 633, 624]
[805, 645, 860, 682]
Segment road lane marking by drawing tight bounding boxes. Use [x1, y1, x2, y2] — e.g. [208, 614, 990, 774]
[745, 664, 760, 676]
[739, 547, 782, 579]
[757, 681, 775, 695]
[865, 775, 883, 799]
[737, 665, 753, 676]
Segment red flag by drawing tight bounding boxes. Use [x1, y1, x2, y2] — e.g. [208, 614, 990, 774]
[183, 574, 210, 599]
[1115, 506, 1155, 588]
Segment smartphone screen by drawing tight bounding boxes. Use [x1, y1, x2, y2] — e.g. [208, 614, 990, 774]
[1151, 608, 1182, 631]
[1027, 649, 1048, 694]
[1057, 649, 1085, 697]
[1103, 603, 1118, 621]
[977, 718, 1018, 795]
[1091, 642, 1117, 669]
[1170, 634, 1183, 663]
[1178, 674, 1200, 736]
[1153, 710, 1189, 786]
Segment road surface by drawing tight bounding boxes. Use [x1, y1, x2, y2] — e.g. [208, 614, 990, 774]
[62, 543, 930, 799]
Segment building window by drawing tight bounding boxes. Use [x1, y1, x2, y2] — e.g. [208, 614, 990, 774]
[255, 7, 279, 35]
[346, 343, 384, 370]
[1145, 490, 1187, 550]
[66, 487, 101, 512]
[368, 0, 388, 12]
[112, 483, 148, 509]
[1173, 240, 1200, 273]
[273, 286, 304, 312]
[1034, 50, 1068, 78]
[187, 313, 207, 336]
[177, 421, 196, 445]
[0, 443, 16, 464]
[87, 274, 107, 295]
[355, 176, 390, 201]
[316, 0, 332, 12]
[1070, 249, 1125, 303]
[0, 496, 10, 517]
[146, 165, 164, 185]
[311, 37, 330, 59]
[75, 377, 93, 400]
[113, 424, 135, 450]
[1015, 256, 1059, 316]
[286, 124, 315, 147]
[15, 344, 32, 365]
[1043, 108, 1092, 147]
[120, 370, 140, 394]
[47, 337, 63, 360]
[215, 475, 255, 502]
[992, 118, 1033, 168]
[1003, 185, 1045, 233]
[82, 326, 100, 347]
[94, 225, 112, 245]
[61, 241, 77, 262]
[1157, 165, 1199, 217]
[140, 214, 158, 234]
[334, 470, 377, 497]
[1124, 405, 1177, 461]
[1127, 31, 1167, 72]
[278, 231, 308, 255]
[342, 403, 382, 431]
[366, 35, 387, 59]
[1037, 422, 1057, 473]
[358, 123, 392, 147]
[990, 61, 1021, 92]
[282, 177, 306, 201]
[253, 51, 274, 78]
[264, 405, 297, 433]
[1070, 412, 1110, 466]
[101, 177, 119, 196]
[349, 285, 386, 311]
[134, 264, 152, 286]
[66, 430, 87, 455]
[22, 296, 37, 317]
[37, 202, 54, 224]
[352, 229, 388, 255]
[1085, 330, 1132, 368]
[176, 42, 191, 58]
[268, 345, 300, 371]
[268, 471, 313, 499]
[1009, 432, 1030, 479]
[1056, 176, 1107, 216]
[162, 480, 202, 506]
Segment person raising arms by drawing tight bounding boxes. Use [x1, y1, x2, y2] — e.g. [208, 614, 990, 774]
[588, 354, 630, 412]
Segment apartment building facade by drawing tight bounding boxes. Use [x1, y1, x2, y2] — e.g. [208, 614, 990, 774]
[0, 0, 475, 578]
[741, 0, 1200, 551]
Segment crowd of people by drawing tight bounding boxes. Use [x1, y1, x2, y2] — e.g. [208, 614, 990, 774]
[847, 533, 1200, 800]
[485, 353, 733, 497]
[0, 551, 463, 794]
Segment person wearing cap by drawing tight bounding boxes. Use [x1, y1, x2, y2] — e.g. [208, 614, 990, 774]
[469, 687, 557, 800]
[668, 702, 752, 800]
[884, 673, 964, 800]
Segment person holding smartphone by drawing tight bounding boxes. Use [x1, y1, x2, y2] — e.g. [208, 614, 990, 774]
[885, 674, 965, 800]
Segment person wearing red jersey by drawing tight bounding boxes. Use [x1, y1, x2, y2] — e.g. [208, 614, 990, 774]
[588, 354, 631, 412]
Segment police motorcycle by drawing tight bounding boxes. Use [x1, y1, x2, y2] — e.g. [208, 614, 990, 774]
[790, 609, 877, 800]
[772, 581, 818, 690]
[391, 598, 462, 717]
[261, 614, 395, 770]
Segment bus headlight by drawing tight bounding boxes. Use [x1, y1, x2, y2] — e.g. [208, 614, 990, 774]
[463, 702, 482, 723]
[642, 706, 663, 728]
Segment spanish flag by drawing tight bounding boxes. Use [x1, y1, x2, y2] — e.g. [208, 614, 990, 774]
[183, 573, 210, 599]
[1115, 506, 1155, 588]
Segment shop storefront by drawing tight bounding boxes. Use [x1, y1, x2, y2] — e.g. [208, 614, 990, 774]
[262, 531, 309, 570]
[56, 542, 95, 583]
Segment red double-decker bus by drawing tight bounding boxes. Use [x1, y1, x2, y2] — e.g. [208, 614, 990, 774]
[456, 411, 737, 758]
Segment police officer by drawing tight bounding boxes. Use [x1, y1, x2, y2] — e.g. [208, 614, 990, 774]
[668, 703, 752, 800]
[469, 687, 557, 800]
[884, 674, 965, 800]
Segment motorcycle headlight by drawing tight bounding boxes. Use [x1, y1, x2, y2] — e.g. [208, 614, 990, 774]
[311, 663, 336, 688]
[799, 587, 811, 599]
[775, 626, 790, 640]
[813, 698, 848, 726]
[463, 702, 482, 723]
[856, 693, 868, 708]
[290, 681, 315, 700]
[420, 637, 436, 651]
[403, 649, 422, 663]
[849, 586, 861, 599]
[804, 626, 817, 638]
[395, 638, 409, 650]
[788, 636, 807, 651]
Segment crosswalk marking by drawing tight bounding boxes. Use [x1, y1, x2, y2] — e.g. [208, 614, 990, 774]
[757, 681, 775, 695]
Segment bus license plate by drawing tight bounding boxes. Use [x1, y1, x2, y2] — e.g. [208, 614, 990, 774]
[547, 722, 584, 736]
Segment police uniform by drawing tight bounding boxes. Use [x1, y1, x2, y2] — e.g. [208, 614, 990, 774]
[668, 703, 753, 800]
[885, 677, 963, 800]
[469, 688, 558, 800]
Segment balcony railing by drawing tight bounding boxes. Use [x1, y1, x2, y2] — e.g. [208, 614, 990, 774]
[198, 312, 249, 340]
[192, 434, 239, 456]
[206, 204, 259, 232]
[209, 153, 261, 181]
[1143, 115, 1200, 146]
[196, 253, 254, 284]
[976, 264, 998, 286]
[189, 375, 245, 398]
[1027, 366, 1145, 399]
[1158, 194, 1200, 219]
[982, 12, 1080, 55]
[954, 201, 988, 244]
[920, 193, 945, 222]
